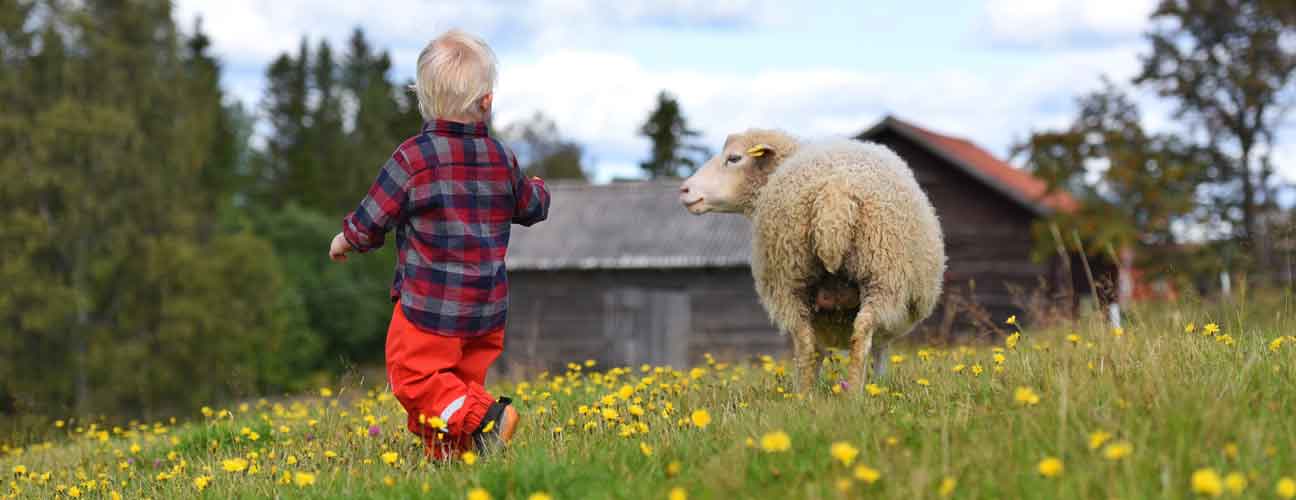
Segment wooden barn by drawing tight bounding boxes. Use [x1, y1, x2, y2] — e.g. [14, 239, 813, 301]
[498, 116, 1079, 374]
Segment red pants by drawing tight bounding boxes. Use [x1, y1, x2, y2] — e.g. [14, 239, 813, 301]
[385, 302, 502, 459]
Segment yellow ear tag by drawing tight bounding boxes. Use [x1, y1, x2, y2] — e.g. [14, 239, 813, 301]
[746, 146, 767, 157]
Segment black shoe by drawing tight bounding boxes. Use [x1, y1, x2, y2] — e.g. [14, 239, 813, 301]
[472, 397, 518, 455]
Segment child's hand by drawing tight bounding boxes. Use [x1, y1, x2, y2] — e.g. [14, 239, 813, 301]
[328, 232, 352, 262]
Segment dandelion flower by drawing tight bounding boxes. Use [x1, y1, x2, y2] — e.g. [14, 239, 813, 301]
[1006, 332, 1020, 350]
[1111, 327, 1125, 338]
[760, 431, 791, 453]
[938, 477, 957, 497]
[319, 387, 333, 398]
[830, 442, 859, 466]
[528, 493, 553, 500]
[640, 442, 653, 457]
[1102, 441, 1133, 461]
[1277, 477, 1296, 499]
[865, 384, 884, 396]
[381, 451, 398, 465]
[221, 458, 249, 473]
[1037, 457, 1063, 478]
[1014, 387, 1040, 406]
[1203, 323, 1219, 335]
[462, 451, 478, 465]
[971, 364, 984, 376]
[668, 487, 687, 500]
[854, 465, 881, 484]
[467, 487, 492, 500]
[1190, 468, 1223, 497]
[1066, 334, 1080, 344]
[1005, 315, 1017, 325]
[667, 461, 681, 477]
[1224, 472, 1246, 495]
[294, 471, 316, 487]
[1184, 323, 1195, 333]
[1088, 431, 1111, 450]
[192, 475, 211, 492]
[917, 378, 931, 387]
[993, 353, 1006, 365]
[690, 410, 711, 429]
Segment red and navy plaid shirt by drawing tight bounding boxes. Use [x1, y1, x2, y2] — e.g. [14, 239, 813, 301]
[342, 119, 550, 337]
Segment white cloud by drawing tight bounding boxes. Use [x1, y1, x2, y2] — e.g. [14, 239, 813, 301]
[984, 0, 1157, 47]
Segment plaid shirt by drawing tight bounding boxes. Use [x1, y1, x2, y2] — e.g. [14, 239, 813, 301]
[342, 119, 550, 337]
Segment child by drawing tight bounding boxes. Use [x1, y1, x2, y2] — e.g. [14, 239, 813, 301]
[328, 29, 550, 459]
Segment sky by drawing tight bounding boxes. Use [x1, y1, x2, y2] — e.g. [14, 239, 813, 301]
[173, 0, 1295, 185]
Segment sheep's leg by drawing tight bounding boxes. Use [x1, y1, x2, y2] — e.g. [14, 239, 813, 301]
[870, 342, 889, 379]
[792, 325, 817, 394]
[846, 309, 875, 391]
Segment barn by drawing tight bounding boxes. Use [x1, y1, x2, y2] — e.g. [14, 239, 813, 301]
[498, 116, 1079, 375]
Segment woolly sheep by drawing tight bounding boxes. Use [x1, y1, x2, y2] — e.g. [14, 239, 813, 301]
[679, 129, 946, 393]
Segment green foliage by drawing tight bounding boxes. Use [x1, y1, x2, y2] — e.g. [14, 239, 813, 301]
[1136, 0, 1296, 274]
[1017, 82, 1211, 277]
[639, 90, 709, 179]
[0, 1, 316, 422]
[500, 111, 588, 181]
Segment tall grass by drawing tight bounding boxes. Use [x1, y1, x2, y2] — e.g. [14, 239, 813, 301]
[2, 294, 1294, 499]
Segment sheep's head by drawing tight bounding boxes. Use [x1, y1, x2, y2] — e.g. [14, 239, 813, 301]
[679, 129, 797, 215]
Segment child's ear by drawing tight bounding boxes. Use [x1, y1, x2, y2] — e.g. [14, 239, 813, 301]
[480, 93, 494, 114]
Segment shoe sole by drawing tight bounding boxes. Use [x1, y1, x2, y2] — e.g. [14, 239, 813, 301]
[499, 405, 519, 444]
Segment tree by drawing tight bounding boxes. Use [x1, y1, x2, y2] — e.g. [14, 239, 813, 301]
[1135, 0, 1296, 275]
[0, 1, 318, 421]
[1017, 81, 1210, 277]
[638, 91, 709, 179]
[500, 111, 588, 181]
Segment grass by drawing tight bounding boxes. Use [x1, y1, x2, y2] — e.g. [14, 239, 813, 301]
[3, 294, 1296, 499]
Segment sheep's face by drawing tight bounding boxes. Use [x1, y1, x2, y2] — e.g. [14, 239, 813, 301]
[680, 130, 792, 215]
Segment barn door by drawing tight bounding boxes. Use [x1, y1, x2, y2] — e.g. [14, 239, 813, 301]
[602, 288, 690, 369]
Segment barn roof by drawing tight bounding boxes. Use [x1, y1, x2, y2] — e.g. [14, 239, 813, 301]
[858, 115, 1080, 216]
[507, 180, 752, 270]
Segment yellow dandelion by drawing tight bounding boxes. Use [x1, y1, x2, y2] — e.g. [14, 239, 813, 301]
[1088, 431, 1111, 450]
[1005, 315, 1017, 325]
[668, 487, 687, 500]
[381, 451, 399, 465]
[1224, 472, 1246, 495]
[640, 442, 653, 457]
[865, 384, 884, 396]
[221, 458, 249, 473]
[854, 465, 881, 484]
[917, 378, 930, 387]
[383, 476, 396, 486]
[1191, 468, 1223, 497]
[324, 450, 338, 459]
[666, 461, 681, 477]
[319, 387, 333, 398]
[830, 441, 859, 466]
[1066, 334, 1080, 344]
[1037, 457, 1063, 478]
[1203, 323, 1219, 335]
[1014, 387, 1040, 406]
[1006, 332, 1020, 350]
[462, 451, 478, 465]
[971, 363, 984, 376]
[951, 364, 965, 373]
[68, 486, 82, 498]
[193, 475, 212, 491]
[1102, 441, 1133, 461]
[993, 353, 1006, 365]
[467, 487, 492, 500]
[1184, 322, 1195, 333]
[1223, 442, 1238, 460]
[690, 410, 711, 429]
[938, 477, 957, 497]
[1277, 477, 1296, 499]
[528, 493, 553, 500]
[760, 431, 791, 453]
[293, 471, 315, 487]
[1112, 327, 1125, 338]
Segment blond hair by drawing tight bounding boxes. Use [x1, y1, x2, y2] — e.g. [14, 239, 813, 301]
[411, 29, 498, 121]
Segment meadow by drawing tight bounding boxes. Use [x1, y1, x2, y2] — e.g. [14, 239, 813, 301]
[3, 294, 1296, 500]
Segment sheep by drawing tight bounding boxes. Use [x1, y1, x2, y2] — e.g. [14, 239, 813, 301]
[679, 129, 946, 393]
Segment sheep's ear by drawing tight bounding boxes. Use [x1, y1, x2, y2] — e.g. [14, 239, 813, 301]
[746, 144, 774, 158]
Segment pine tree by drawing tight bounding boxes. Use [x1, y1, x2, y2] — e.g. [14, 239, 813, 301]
[638, 91, 709, 179]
